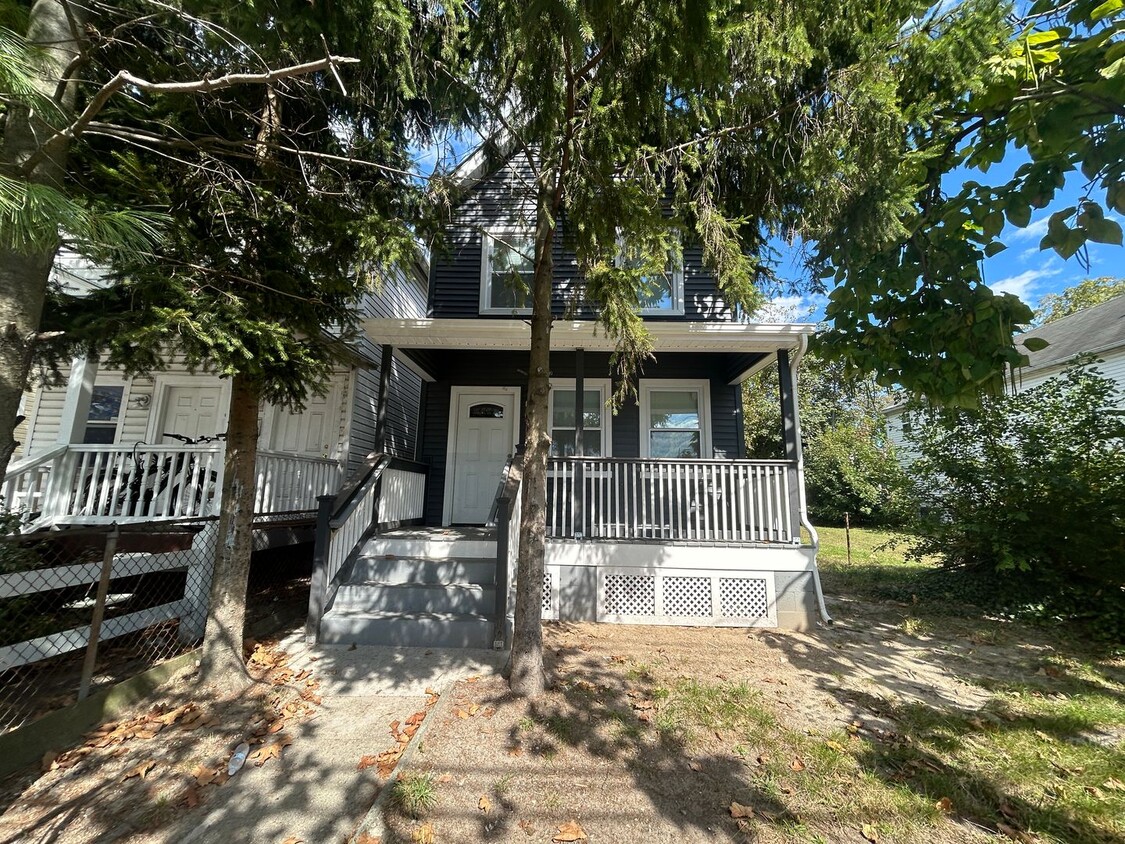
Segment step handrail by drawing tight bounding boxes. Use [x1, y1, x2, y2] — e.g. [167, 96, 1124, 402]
[328, 453, 392, 529]
[492, 451, 524, 649]
[485, 453, 517, 527]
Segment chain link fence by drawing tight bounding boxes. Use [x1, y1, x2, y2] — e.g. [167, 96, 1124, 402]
[0, 518, 218, 736]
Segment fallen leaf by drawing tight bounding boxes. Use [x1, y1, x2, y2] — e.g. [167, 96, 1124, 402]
[249, 735, 293, 767]
[754, 754, 770, 767]
[124, 760, 155, 780]
[507, 746, 524, 757]
[465, 676, 480, 683]
[789, 757, 806, 772]
[453, 708, 469, 720]
[1083, 785, 1105, 799]
[424, 687, 439, 697]
[192, 764, 217, 787]
[468, 703, 480, 716]
[355, 834, 380, 844]
[825, 740, 847, 752]
[861, 823, 879, 842]
[40, 750, 59, 773]
[936, 797, 954, 813]
[437, 773, 453, 784]
[553, 820, 588, 842]
[729, 801, 755, 819]
[998, 822, 1036, 843]
[518, 818, 534, 835]
[999, 800, 1020, 821]
[688, 760, 702, 772]
[411, 822, 435, 844]
[1103, 777, 1125, 792]
[280, 838, 303, 844]
[357, 755, 378, 771]
[182, 786, 201, 808]
[481, 707, 497, 719]
[478, 795, 492, 814]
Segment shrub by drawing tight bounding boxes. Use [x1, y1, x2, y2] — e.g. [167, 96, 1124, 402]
[903, 361, 1125, 641]
[804, 422, 914, 527]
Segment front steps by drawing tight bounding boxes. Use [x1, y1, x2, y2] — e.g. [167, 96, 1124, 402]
[318, 529, 499, 649]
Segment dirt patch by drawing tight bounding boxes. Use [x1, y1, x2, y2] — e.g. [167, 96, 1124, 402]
[385, 609, 1124, 844]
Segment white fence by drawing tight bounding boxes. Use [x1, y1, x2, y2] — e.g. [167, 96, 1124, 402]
[546, 458, 797, 543]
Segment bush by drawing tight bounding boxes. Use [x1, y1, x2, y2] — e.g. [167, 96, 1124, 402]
[903, 361, 1125, 641]
[805, 422, 914, 527]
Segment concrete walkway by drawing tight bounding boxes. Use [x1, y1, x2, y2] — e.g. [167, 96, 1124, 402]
[167, 628, 506, 844]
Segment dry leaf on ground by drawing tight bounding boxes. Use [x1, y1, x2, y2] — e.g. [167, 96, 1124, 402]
[729, 802, 754, 819]
[355, 834, 381, 844]
[936, 796, 954, 813]
[518, 819, 534, 835]
[861, 823, 879, 842]
[357, 755, 378, 771]
[789, 757, 805, 772]
[250, 735, 293, 766]
[280, 837, 302, 844]
[412, 822, 435, 844]
[553, 820, 588, 842]
[123, 759, 155, 780]
[478, 795, 492, 814]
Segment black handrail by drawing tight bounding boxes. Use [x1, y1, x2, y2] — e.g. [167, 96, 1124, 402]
[492, 452, 524, 649]
[328, 453, 391, 529]
[485, 454, 516, 527]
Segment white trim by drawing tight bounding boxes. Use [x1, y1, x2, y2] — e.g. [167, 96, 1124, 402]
[547, 377, 612, 458]
[593, 566, 777, 627]
[479, 228, 534, 316]
[392, 348, 436, 382]
[638, 379, 712, 459]
[546, 541, 815, 571]
[442, 385, 521, 526]
[729, 352, 776, 385]
[147, 375, 231, 442]
[362, 317, 814, 353]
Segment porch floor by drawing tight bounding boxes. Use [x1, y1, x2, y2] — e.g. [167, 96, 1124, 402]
[379, 526, 497, 542]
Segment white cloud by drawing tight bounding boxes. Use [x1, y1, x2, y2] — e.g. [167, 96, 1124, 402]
[1008, 214, 1051, 243]
[989, 267, 1061, 302]
[754, 294, 826, 322]
[1018, 246, 1042, 263]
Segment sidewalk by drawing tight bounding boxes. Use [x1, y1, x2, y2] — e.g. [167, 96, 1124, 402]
[167, 629, 505, 844]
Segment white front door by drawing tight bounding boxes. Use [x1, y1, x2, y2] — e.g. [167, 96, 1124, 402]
[266, 381, 343, 458]
[159, 385, 224, 441]
[449, 389, 517, 524]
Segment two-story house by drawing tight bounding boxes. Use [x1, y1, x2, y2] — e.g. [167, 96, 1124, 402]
[306, 158, 830, 649]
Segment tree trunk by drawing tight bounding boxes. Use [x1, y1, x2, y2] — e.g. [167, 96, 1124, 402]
[0, 0, 86, 482]
[198, 372, 261, 692]
[509, 183, 556, 698]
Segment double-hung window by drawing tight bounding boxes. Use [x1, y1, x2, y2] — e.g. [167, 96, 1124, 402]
[618, 235, 685, 316]
[548, 379, 610, 457]
[639, 380, 711, 458]
[83, 385, 124, 444]
[481, 229, 534, 314]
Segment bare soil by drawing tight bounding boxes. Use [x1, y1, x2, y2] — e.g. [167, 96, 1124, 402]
[384, 602, 1124, 844]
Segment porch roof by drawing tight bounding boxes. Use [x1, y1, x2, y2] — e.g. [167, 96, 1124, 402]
[362, 318, 815, 354]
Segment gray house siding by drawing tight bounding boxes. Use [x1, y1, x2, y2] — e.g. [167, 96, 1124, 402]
[414, 350, 746, 525]
[429, 159, 734, 321]
[346, 262, 428, 474]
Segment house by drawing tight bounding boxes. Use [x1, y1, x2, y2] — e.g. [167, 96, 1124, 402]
[885, 293, 1125, 456]
[305, 157, 831, 649]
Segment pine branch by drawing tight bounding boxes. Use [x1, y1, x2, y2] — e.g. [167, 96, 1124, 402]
[20, 54, 360, 176]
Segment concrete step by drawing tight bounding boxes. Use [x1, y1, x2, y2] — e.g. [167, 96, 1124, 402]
[318, 610, 496, 649]
[362, 536, 496, 560]
[333, 582, 495, 615]
[348, 555, 496, 586]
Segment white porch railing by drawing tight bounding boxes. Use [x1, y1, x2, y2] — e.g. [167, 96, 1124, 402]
[546, 457, 798, 543]
[3, 444, 344, 527]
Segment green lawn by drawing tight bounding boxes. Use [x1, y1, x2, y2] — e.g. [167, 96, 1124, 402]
[812, 524, 932, 600]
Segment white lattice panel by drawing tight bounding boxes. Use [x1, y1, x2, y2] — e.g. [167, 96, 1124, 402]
[719, 577, 770, 621]
[662, 576, 711, 617]
[597, 568, 776, 627]
[541, 568, 559, 621]
[603, 573, 656, 616]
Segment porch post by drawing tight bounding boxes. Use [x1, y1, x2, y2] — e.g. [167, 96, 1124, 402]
[373, 344, 393, 454]
[56, 354, 98, 444]
[777, 349, 803, 540]
[573, 347, 584, 538]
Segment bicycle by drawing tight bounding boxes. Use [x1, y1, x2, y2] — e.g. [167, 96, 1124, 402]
[78, 432, 226, 518]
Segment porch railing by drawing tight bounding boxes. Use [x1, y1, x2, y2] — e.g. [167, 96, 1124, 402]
[546, 457, 798, 544]
[489, 453, 523, 649]
[3, 443, 345, 528]
[306, 454, 427, 642]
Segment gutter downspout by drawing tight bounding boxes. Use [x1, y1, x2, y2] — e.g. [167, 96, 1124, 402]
[790, 334, 833, 625]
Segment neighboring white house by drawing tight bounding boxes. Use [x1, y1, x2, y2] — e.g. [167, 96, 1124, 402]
[886, 294, 1125, 455]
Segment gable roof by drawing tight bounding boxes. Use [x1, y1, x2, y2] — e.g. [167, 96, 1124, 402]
[1017, 294, 1125, 373]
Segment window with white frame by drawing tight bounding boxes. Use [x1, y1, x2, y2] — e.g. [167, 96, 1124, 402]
[83, 385, 124, 444]
[481, 230, 535, 314]
[639, 380, 710, 458]
[618, 235, 684, 315]
[548, 379, 610, 457]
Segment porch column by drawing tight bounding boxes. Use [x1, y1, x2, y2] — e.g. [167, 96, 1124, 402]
[573, 347, 585, 538]
[373, 344, 393, 453]
[777, 349, 803, 539]
[56, 355, 98, 444]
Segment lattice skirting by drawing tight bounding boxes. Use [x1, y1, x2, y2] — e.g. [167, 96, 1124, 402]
[596, 567, 776, 627]
[542, 567, 560, 621]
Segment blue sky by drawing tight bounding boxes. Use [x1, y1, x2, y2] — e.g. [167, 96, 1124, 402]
[765, 150, 1123, 322]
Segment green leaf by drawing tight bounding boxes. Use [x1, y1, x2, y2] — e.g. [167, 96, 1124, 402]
[1085, 217, 1123, 245]
[985, 241, 1008, 257]
[1090, 0, 1123, 21]
[1022, 337, 1050, 352]
[1026, 30, 1063, 47]
[1005, 203, 1032, 228]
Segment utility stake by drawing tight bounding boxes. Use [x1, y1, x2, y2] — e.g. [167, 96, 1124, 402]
[845, 512, 852, 567]
[78, 524, 119, 701]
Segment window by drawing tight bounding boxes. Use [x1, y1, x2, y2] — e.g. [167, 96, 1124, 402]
[618, 235, 684, 315]
[83, 385, 124, 444]
[548, 379, 610, 457]
[639, 380, 711, 458]
[481, 230, 534, 314]
[469, 403, 504, 419]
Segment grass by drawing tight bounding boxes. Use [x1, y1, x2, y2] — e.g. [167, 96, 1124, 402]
[391, 772, 437, 819]
[814, 524, 930, 599]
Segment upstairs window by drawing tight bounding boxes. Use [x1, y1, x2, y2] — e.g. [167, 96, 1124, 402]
[481, 230, 534, 314]
[619, 236, 684, 316]
[639, 380, 711, 458]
